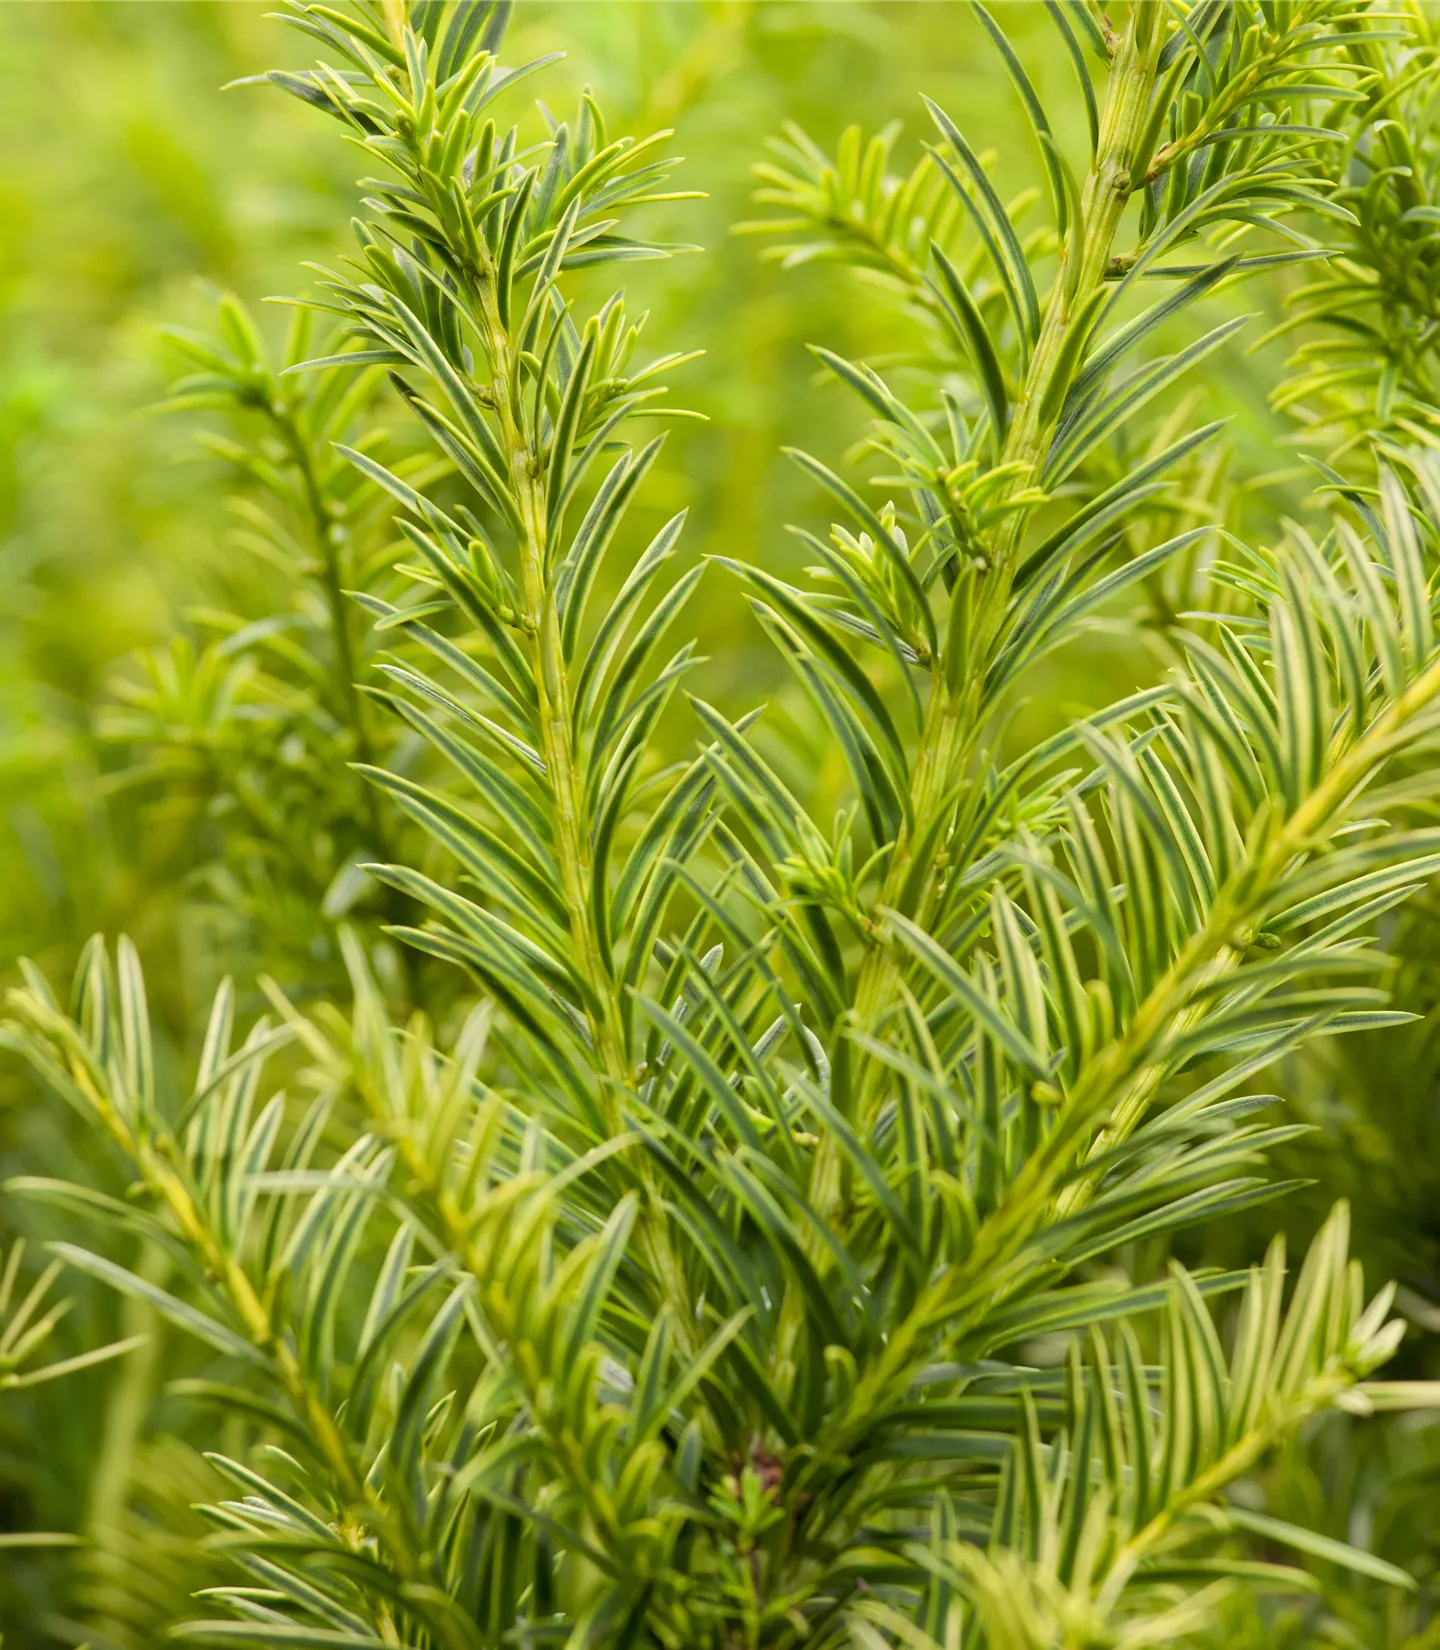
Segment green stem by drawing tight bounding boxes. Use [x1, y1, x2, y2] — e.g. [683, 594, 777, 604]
[1098, 1366, 1352, 1609]
[62, 1064, 420, 1640]
[1140, 22, 1312, 187]
[823, 5, 1162, 1178]
[848, 644, 1440, 1397]
[472, 278, 630, 1108]
[276, 412, 391, 859]
[454, 199, 697, 1357]
[1056, 641, 1440, 1205]
[991, 8, 1159, 540]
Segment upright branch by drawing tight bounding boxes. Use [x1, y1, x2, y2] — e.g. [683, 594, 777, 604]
[736, 0, 1375, 1183]
[847, 5, 1165, 1088]
[124, 294, 434, 973]
[258, 0, 727, 1349]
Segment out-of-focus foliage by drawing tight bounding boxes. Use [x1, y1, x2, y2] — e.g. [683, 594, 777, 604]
[1270, 3, 1440, 459]
[0, 3, 1437, 1647]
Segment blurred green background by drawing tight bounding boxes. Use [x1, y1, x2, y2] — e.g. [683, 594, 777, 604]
[0, 3, 1432, 1643]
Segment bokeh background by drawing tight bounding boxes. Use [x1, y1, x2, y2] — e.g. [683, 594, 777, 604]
[0, 3, 1434, 1643]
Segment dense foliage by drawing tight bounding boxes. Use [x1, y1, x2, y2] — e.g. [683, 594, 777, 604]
[2, 2, 1440, 1646]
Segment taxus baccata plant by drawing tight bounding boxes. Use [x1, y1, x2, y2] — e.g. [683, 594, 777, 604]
[1268, 1, 1440, 459]
[98, 295, 438, 992]
[5, 1, 1440, 1646]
